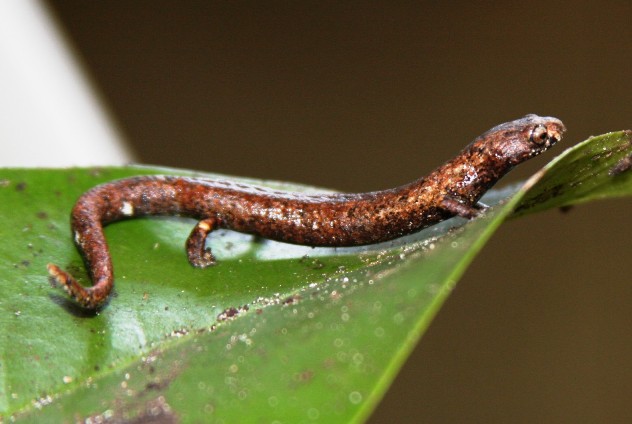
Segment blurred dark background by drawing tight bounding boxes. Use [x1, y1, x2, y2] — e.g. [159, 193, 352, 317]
[45, 2, 631, 422]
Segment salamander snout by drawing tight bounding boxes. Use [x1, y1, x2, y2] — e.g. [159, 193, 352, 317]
[528, 117, 566, 149]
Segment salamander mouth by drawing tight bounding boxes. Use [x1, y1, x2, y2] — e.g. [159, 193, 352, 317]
[545, 132, 564, 151]
[545, 132, 561, 148]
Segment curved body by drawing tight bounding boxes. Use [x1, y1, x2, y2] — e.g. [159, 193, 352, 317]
[48, 114, 565, 309]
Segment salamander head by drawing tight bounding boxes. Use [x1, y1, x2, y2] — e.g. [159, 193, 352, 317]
[485, 114, 566, 166]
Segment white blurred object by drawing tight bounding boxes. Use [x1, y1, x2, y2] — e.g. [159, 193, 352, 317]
[0, 0, 133, 167]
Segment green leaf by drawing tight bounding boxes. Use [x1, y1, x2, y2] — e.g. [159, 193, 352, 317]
[1, 131, 630, 422]
[514, 130, 632, 216]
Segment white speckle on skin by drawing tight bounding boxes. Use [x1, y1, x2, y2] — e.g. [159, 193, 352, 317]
[121, 201, 134, 216]
[74, 231, 81, 244]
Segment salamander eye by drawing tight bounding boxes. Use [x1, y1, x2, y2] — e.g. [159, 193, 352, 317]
[529, 124, 549, 145]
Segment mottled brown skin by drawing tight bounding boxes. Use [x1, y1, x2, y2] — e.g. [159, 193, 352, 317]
[48, 114, 565, 309]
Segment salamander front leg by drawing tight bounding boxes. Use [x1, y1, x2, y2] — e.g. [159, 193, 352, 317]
[186, 217, 219, 268]
[441, 196, 488, 219]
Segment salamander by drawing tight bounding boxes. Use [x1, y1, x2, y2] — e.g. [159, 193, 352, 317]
[48, 114, 565, 309]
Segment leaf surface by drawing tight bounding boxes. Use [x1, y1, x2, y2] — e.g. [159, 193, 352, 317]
[1, 131, 630, 422]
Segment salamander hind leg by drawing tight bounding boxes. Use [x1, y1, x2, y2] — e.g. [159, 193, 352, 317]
[186, 217, 220, 268]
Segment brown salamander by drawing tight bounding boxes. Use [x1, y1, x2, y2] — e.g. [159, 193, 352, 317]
[48, 114, 565, 309]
